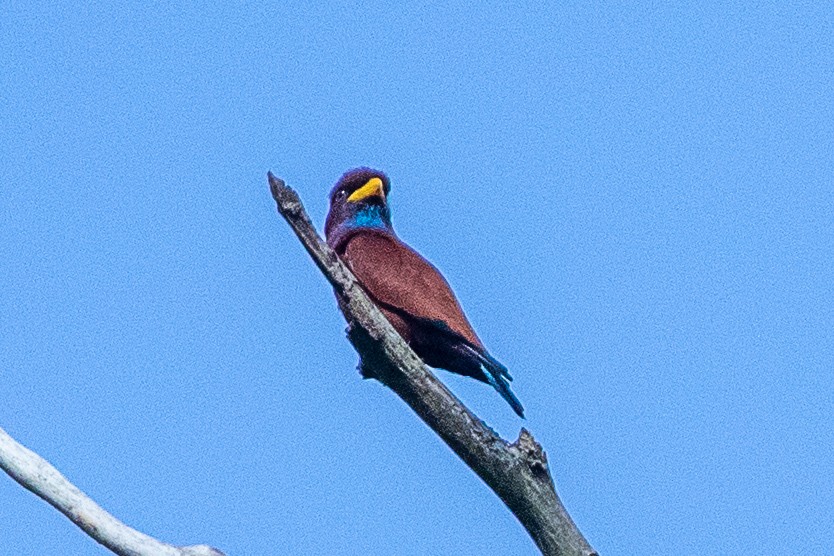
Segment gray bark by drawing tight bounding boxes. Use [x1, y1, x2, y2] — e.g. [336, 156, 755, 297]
[269, 173, 597, 556]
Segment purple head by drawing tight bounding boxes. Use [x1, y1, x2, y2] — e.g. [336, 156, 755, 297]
[325, 167, 394, 250]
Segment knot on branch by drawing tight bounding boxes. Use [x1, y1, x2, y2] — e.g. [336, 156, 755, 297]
[512, 428, 551, 481]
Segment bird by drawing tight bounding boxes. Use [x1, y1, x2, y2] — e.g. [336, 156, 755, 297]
[324, 167, 524, 418]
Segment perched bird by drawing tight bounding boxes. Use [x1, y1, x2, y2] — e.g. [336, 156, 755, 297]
[325, 167, 524, 417]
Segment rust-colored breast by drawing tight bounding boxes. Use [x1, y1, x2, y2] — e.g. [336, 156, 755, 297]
[342, 231, 483, 349]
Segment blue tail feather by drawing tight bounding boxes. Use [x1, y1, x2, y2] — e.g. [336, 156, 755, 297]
[480, 351, 513, 382]
[416, 317, 524, 417]
[463, 345, 525, 418]
[481, 366, 525, 418]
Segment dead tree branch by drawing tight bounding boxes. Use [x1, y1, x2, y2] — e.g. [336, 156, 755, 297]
[268, 172, 596, 556]
[0, 426, 224, 556]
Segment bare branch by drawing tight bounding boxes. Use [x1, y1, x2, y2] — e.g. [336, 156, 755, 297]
[0, 426, 224, 556]
[268, 173, 597, 556]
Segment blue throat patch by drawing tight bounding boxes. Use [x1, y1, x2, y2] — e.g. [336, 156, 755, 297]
[349, 205, 390, 231]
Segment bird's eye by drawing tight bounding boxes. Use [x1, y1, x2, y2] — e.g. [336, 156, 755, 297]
[337, 189, 347, 199]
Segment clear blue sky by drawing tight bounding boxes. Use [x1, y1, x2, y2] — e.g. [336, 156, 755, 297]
[1, 2, 832, 554]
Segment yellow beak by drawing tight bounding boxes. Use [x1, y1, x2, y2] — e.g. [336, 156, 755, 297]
[347, 177, 385, 203]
